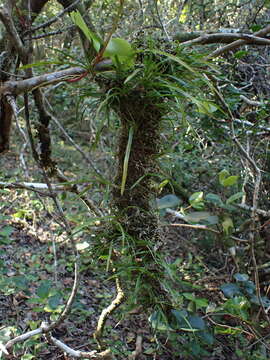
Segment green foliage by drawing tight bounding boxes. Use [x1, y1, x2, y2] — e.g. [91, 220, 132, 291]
[1, 1, 270, 358]
[70, 10, 135, 69]
[103, 38, 135, 69]
[221, 273, 270, 309]
[70, 11, 103, 52]
[189, 191, 204, 210]
[156, 194, 181, 209]
[219, 169, 238, 187]
[0, 225, 14, 245]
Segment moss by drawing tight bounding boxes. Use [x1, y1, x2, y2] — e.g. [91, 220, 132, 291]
[112, 89, 164, 241]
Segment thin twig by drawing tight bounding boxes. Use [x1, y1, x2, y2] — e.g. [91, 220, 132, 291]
[45, 98, 102, 176]
[28, 26, 75, 40]
[207, 77, 270, 324]
[0, 181, 55, 196]
[24, 93, 81, 333]
[27, 0, 81, 33]
[5, 95, 29, 177]
[168, 223, 220, 233]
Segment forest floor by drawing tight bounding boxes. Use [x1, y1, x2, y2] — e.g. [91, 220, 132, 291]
[1, 148, 269, 360]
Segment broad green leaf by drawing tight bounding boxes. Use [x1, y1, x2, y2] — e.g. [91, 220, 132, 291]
[148, 311, 173, 331]
[48, 293, 62, 310]
[172, 310, 205, 332]
[156, 194, 181, 209]
[188, 315, 206, 330]
[0, 226, 14, 237]
[21, 355, 35, 360]
[198, 330, 214, 345]
[196, 100, 218, 114]
[183, 293, 196, 301]
[189, 191, 204, 210]
[218, 169, 229, 184]
[220, 283, 241, 298]
[70, 11, 102, 52]
[104, 38, 134, 58]
[194, 298, 209, 308]
[222, 217, 234, 235]
[224, 296, 250, 320]
[12, 275, 29, 291]
[243, 280, 256, 295]
[189, 191, 203, 204]
[205, 193, 223, 206]
[36, 280, 51, 299]
[103, 38, 135, 69]
[226, 192, 245, 204]
[171, 309, 188, 326]
[222, 176, 238, 187]
[183, 211, 219, 225]
[12, 210, 26, 219]
[234, 273, 249, 282]
[251, 295, 270, 307]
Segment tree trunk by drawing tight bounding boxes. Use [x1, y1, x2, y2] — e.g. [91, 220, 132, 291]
[112, 91, 162, 242]
[0, 0, 49, 152]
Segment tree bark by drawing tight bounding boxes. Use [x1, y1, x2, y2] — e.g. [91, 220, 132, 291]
[0, 0, 49, 152]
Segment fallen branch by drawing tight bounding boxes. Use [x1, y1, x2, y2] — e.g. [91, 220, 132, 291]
[48, 335, 112, 359]
[4, 323, 112, 359]
[169, 222, 219, 233]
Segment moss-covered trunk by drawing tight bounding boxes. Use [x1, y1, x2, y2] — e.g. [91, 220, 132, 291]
[112, 90, 163, 244]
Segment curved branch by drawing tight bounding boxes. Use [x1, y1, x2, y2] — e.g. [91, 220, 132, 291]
[179, 32, 270, 46]
[209, 24, 270, 58]
[1, 67, 87, 96]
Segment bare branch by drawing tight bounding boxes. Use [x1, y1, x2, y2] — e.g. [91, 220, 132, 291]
[6, 325, 46, 349]
[48, 336, 112, 359]
[209, 24, 270, 58]
[5, 325, 112, 359]
[0, 181, 56, 196]
[0, 6, 28, 61]
[45, 98, 102, 176]
[236, 203, 270, 217]
[240, 95, 263, 106]
[28, 0, 81, 33]
[28, 25, 75, 40]
[1, 67, 87, 96]
[180, 32, 270, 46]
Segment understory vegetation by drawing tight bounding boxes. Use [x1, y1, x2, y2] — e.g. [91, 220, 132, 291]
[0, 0, 270, 359]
